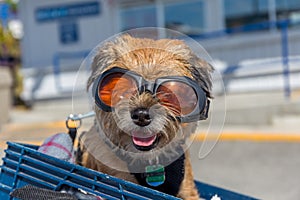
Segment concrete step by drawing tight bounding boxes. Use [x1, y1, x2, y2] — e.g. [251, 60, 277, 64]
[207, 92, 300, 126]
[272, 114, 300, 128]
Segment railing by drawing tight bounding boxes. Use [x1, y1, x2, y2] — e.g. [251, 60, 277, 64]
[51, 20, 300, 99]
[192, 19, 300, 99]
[53, 50, 90, 92]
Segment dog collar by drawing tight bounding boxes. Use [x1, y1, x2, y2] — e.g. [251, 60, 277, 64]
[133, 153, 185, 196]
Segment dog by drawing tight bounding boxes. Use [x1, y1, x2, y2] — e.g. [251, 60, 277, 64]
[77, 34, 213, 199]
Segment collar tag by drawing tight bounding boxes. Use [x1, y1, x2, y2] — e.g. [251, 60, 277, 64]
[145, 164, 165, 187]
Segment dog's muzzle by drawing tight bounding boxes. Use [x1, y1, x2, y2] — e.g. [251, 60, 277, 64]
[130, 107, 160, 151]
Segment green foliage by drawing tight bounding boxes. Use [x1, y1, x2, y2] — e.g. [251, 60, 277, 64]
[0, 24, 20, 59]
[5, 0, 18, 13]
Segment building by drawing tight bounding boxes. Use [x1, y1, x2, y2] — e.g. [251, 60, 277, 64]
[18, 0, 300, 99]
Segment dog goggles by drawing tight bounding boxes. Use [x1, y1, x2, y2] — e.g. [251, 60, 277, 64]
[92, 67, 210, 122]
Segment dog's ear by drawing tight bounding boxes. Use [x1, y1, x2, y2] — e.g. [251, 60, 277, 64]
[87, 34, 134, 90]
[189, 56, 214, 98]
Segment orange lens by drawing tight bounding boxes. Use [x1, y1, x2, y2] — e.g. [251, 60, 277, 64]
[98, 73, 138, 107]
[156, 81, 197, 116]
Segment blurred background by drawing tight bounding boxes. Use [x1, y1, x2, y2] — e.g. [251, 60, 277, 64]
[0, 0, 299, 199]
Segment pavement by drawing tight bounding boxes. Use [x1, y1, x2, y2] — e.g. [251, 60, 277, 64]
[1, 92, 300, 200]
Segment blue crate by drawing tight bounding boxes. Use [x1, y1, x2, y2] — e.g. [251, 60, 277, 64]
[0, 142, 180, 200]
[0, 142, 259, 200]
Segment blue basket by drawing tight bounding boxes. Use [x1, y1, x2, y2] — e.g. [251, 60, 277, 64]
[0, 142, 258, 200]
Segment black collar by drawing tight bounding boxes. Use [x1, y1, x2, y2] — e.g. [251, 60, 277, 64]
[133, 153, 185, 196]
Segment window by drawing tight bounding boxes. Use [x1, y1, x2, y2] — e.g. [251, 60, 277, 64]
[276, 0, 300, 24]
[119, 0, 205, 35]
[164, 0, 204, 35]
[224, 0, 269, 28]
[224, 0, 300, 29]
[120, 5, 157, 31]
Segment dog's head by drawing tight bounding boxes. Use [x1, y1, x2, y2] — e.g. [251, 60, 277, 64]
[87, 34, 213, 167]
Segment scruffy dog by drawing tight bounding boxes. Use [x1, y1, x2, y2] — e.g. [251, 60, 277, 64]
[77, 34, 213, 199]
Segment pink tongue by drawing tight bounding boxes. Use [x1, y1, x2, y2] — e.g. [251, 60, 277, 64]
[132, 135, 157, 147]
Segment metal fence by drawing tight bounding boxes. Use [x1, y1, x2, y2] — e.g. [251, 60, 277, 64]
[51, 20, 300, 99]
[53, 50, 90, 92]
[193, 20, 300, 99]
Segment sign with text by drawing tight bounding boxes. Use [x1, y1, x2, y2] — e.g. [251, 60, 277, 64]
[35, 1, 100, 22]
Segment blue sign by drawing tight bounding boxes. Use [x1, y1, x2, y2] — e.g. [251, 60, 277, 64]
[0, 3, 9, 27]
[35, 1, 100, 22]
[59, 21, 79, 44]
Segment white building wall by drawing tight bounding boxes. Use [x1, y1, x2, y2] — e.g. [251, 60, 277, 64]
[19, 0, 117, 69]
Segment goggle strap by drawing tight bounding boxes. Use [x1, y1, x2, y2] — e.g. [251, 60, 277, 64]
[201, 99, 210, 120]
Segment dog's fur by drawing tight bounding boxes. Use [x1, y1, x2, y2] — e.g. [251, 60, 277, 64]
[77, 35, 213, 199]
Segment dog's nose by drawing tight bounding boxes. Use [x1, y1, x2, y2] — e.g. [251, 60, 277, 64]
[131, 108, 152, 126]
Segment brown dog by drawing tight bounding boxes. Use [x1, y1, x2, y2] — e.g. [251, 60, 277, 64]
[77, 34, 213, 199]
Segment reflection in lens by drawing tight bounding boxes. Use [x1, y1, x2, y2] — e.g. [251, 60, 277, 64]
[99, 73, 138, 107]
[157, 81, 197, 116]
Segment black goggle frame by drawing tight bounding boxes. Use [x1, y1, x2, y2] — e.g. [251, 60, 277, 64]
[92, 67, 210, 123]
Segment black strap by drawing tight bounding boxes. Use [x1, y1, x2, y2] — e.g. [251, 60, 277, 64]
[75, 131, 87, 166]
[68, 128, 77, 143]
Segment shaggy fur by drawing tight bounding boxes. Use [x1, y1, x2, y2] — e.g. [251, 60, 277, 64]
[78, 34, 213, 199]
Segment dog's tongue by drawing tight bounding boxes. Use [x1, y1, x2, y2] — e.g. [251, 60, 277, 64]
[132, 135, 157, 147]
